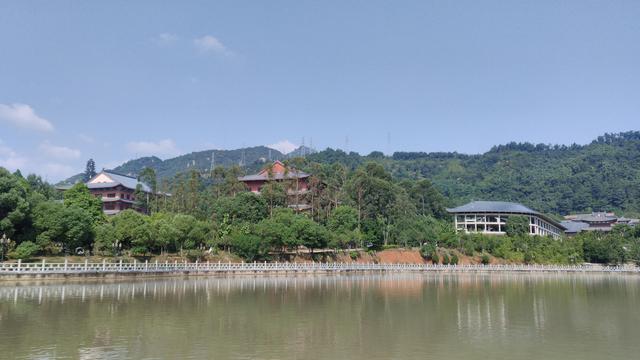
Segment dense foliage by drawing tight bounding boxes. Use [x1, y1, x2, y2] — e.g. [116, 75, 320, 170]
[5, 132, 640, 264]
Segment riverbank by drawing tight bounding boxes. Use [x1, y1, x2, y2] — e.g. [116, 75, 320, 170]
[2, 260, 638, 282]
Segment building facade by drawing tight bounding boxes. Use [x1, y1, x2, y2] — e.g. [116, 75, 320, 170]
[85, 171, 152, 215]
[448, 201, 565, 238]
[561, 212, 639, 234]
[238, 160, 311, 211]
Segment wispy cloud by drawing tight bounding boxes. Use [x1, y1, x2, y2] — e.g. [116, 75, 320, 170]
[0, 103, 54, 132]
[153, 32, 179, 46]
[43, 162, 76, 179]
[193, 35, 232, 55]
[39, 141, 81, 160]
[268, 140, 298, 154]
[77, 133, 95, 143]
[0, 141, 28, 170]
[126, 139, 180, 157]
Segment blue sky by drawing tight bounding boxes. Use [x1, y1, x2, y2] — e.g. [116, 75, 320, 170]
[1, 1, 639, 181]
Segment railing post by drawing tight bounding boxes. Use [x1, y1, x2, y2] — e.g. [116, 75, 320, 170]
[41, 258, 46, 272]
[155, 260, 158, 271]
[119, 259, 123, 271]
[134, 259, 137, 271]
[84, 259, 88, 271]
[17, 259, 22, 272]
[64, 258, 68, 272]
[102, 259, 106, 272]
[145, 260, 149, 272]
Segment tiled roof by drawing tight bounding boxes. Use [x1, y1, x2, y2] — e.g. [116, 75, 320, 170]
[560, 221, 590, 233]
[238, 161, 310, 182]
[238, 171, 310, 182]
[448, 201, 565, 230]
[447, 201, 538, 215]
[87, 171, 152, 192]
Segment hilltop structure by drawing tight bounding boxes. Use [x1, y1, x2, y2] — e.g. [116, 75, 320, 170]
[561, 212, 639, 234]
[238, 160, 311, 211]
[84, 170, 152, 215]
[448, 201, 566, 239]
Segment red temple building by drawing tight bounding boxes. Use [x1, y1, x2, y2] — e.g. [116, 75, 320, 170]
[85, 170, 152, 215]
[238, 160, 311, 211]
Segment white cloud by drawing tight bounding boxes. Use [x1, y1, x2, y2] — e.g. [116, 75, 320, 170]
[43, 162, 76, 179]
[0, 141, 28, 170]
[193, 35, 231, 55]
[39, 142, 82, 160]
[268, 140, 298, 154]
[153, 32, 179, 46]
[126, 139, 180, 157]
[77, 133, 95, 143]
[0, 103, 54, 132]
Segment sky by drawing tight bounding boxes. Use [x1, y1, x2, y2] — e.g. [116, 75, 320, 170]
[1, 1, 639, 182]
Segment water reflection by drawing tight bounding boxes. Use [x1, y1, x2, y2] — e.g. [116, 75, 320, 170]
[1, 273, 639, 360]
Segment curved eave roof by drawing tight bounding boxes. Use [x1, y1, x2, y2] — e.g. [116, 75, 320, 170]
[447, 201, 566, 230]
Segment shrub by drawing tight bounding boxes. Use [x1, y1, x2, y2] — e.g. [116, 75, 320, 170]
[420, 243, 436, 259]
[9, 241, 40, 260]
[481, 253, 490, 265]
[349, 251, 359, 260]
[185, 249, 205, 262]
[431, 252, 439, 264]
[450, 254, 459, 265]
[442, 253, 450, 265]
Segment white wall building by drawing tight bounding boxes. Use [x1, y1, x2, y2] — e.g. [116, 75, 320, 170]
[447, 201, 565, 239]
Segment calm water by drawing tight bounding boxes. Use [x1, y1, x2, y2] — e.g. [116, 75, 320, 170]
[1, 273, 639, 360]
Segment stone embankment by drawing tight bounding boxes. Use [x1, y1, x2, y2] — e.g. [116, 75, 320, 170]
[1, 259, 638, 280]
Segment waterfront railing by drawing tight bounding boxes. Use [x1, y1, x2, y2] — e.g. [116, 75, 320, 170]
[0, 260, 638, 275]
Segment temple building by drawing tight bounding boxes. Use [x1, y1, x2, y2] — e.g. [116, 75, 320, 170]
[447, 201, 566, 239]
[238, 160, 311, 211]
[561, 212, 639, 234]
[85, 170, 152, 215]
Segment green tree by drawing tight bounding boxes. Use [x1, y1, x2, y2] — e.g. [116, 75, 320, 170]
[9, 241, 40, 260]
[230, 232, 269, 261]
[213, 192, 268, 224]
[83, 158, 97, 182]
[0, 168, 30, 238]
[63, 183, 104, 223]
[291, 216, 329, 253]
[505, 216, 530, 237]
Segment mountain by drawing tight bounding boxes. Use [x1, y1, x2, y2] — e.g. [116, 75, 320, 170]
[58, 132, 640, 216]
[60, 145, 314, 184]
[307, 131, 640, 216]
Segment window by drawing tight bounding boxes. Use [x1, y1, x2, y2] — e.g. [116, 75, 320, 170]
[477, 224, 486, 232]
[466, 224, 475, 232]
[500, 216, 508, 223]
[465, 215, 476, 222]
[487, 216, 498, 223]
[477, 215, 486, 222]
[107, 193, 115, 198]
[487, 224, 500, 232]
[456, 215, 465, 223]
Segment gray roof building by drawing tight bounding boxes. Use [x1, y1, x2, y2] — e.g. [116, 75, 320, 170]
[447, 201, 565, 238]
[86, 170, 152, 192]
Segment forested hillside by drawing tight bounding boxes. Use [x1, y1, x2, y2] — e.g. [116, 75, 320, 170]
[61, 131, 640, 216]
[306, 131, 640, 216]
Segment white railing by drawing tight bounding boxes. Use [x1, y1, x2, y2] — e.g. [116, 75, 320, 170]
[0, 260, 638, 275]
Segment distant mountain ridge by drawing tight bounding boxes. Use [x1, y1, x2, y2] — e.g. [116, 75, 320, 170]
[60, 145, 315, 184]
[58, 132, 640, 216]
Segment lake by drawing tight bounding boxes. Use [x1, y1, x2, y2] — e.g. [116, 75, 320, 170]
[1, 273, 639, 359]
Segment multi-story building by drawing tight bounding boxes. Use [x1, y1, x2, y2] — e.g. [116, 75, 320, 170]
[448, 201, 566, 238]
[85, 170, 152, 215]
[561, 212, 639, 234]
[238, 160, 311, 211]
